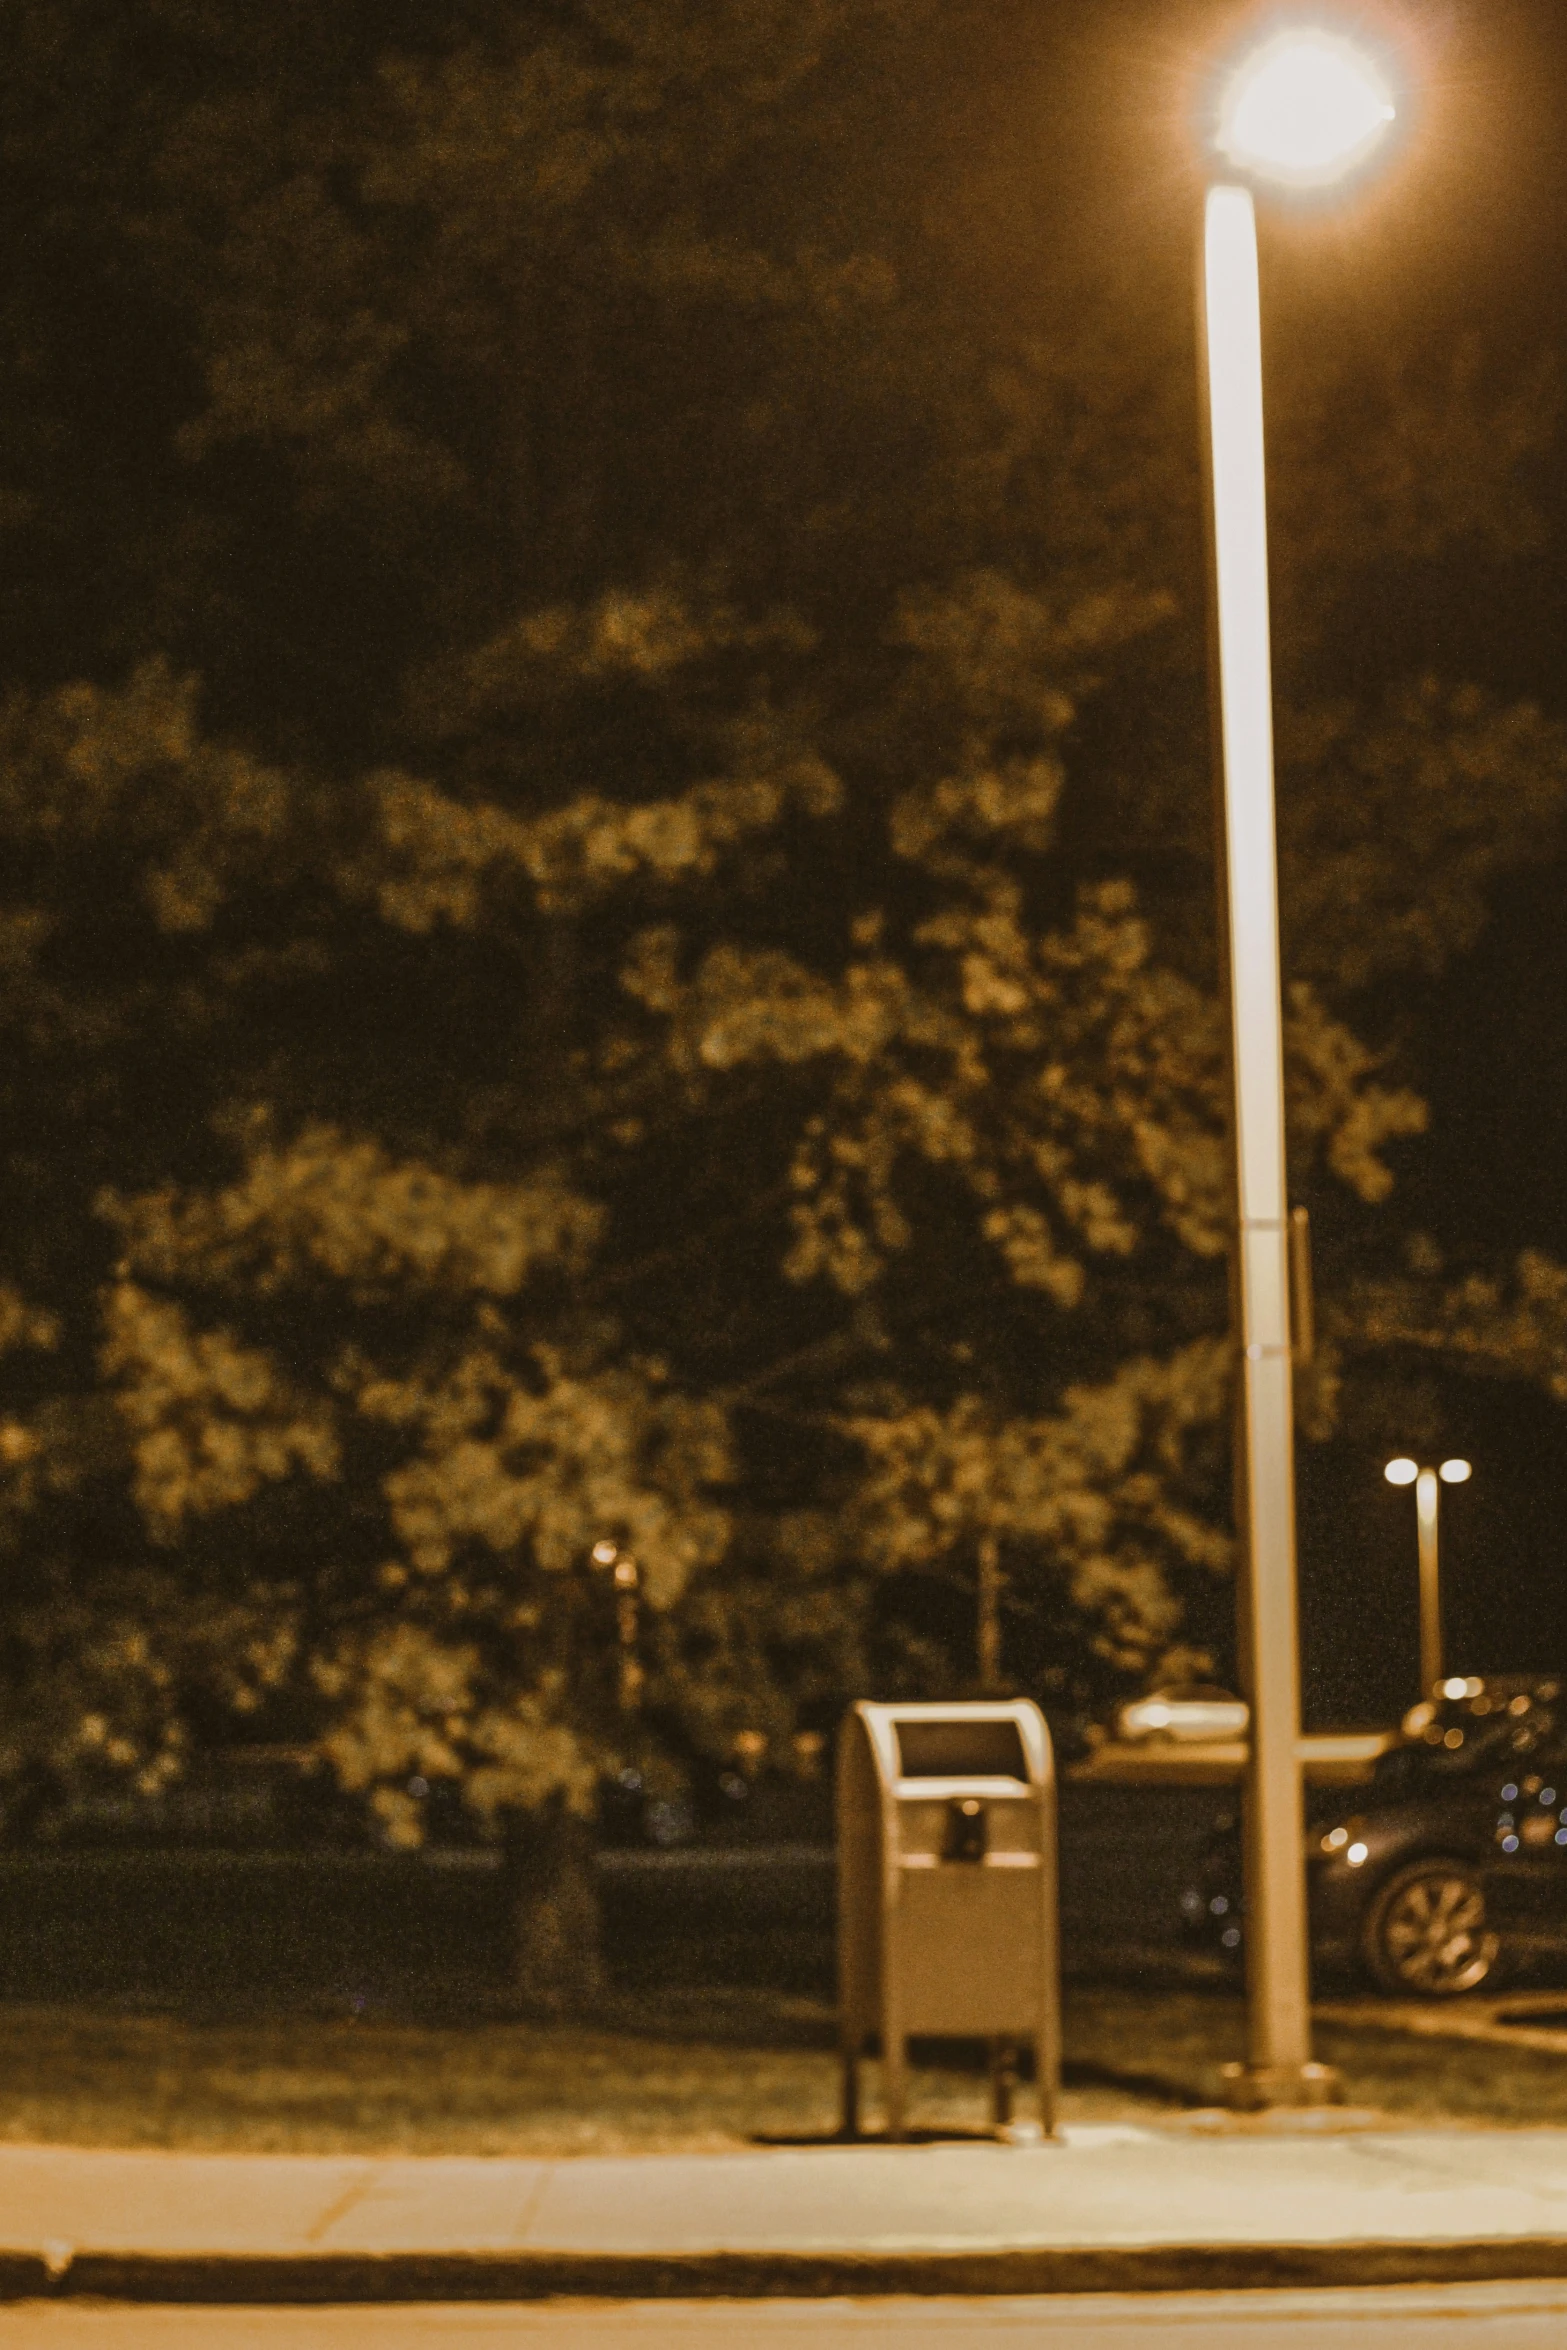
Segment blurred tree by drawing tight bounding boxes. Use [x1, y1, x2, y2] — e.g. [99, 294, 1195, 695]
[0, 0, 1562, 1970]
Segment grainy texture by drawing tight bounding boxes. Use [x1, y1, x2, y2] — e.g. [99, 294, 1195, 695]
[0, 1985, 1564, 2155]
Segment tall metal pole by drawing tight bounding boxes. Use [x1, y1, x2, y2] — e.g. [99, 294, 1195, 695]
[1415, 1468, 1442, 1696]
[1200, 182, 1326, 2107]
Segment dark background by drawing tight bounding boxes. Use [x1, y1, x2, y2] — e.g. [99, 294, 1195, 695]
[4, 0, 1566, 1769]
[1197, 1, 1567, 1725]
[790, 0, 1567, 1731]
[1308, 0, 1567, 1723]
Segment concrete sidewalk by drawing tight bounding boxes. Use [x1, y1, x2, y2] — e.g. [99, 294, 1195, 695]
[7, 2125, 1567, 2301]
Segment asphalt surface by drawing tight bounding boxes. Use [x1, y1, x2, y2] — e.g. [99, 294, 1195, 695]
[3, 2285, 1567, 2345]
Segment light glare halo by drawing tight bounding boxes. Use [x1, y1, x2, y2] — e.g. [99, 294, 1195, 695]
[1384, 1457, 1418, 1486]
[1216, 29, 1396, 188]
[1439, 1458, 1472, 1483]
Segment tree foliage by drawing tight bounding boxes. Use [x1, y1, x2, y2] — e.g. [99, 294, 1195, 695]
[0, 0, 1561, 1832]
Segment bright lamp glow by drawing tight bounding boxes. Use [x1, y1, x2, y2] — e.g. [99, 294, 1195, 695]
[1440, 1459, 1472, 1484]
[1217, 29, 1396, 188]
[1384, 1458, 1419, 1486]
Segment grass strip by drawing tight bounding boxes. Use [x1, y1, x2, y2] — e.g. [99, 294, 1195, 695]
[0, 1984, 1562, 2153]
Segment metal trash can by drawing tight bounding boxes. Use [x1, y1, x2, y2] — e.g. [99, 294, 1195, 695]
[836, 1699, 1060, 2141]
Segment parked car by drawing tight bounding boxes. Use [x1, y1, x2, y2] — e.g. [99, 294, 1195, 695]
[1116, 1684, 1250, 1745]
[1183, 1675, 1566, 1995]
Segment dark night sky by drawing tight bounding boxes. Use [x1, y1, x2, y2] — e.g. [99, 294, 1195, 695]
[1285, 1, 1567, 1725]
[1043, 3, 1567, 1722]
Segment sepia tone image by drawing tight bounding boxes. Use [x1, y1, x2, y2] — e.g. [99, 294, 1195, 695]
[0, 3, 1566, 2342]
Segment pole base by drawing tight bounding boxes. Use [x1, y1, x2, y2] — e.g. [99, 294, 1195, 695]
[1220, 2059, 1343, 2112]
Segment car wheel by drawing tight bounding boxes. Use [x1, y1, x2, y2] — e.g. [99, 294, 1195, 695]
[1360, 1856, 1502, 1997]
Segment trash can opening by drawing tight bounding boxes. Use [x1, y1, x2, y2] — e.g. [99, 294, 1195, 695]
[894, 1718, 1028, 1780]
[944, 1796, 988, 1861]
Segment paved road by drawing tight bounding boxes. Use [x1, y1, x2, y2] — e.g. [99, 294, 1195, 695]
[4, 2288, 1567, 2346]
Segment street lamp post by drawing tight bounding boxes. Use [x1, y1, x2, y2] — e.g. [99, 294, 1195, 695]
[1199, 23, 1399, 2109]
[591, 1539, 644, 1713]
[614, 1554, 643, 1714]
[1385, 1456, 1473, 1696]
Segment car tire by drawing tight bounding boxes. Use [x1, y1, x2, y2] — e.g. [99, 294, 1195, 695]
[1359, 1855, 1503, 1998]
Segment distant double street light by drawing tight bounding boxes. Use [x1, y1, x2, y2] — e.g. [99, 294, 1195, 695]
[1198, 20, 1401, 2108]
[1384, 1455, 1473, 1695]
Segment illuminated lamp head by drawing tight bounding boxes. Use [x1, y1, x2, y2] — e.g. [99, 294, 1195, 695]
[1216, 27, 1396, 189]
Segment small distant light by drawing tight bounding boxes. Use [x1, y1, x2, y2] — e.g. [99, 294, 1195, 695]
[1181, 1889, 1204, 1915]
[1543, 1789, 1558, 1808]
[408, 1775, 428, 1798]
[618, 1767, 642, 1791]
[1443, 1728, 1465, 1749]
[1440, 1459, 1472, 1485]
[1557, 1830, 1567, 1847]
[1210, 1895, 1230, 1916]
[1346, 1842, 1369, 1867]
[1503, 1834, 1521, 1853]
[1510, 1695, 1532, 1716]
[1465, 1678, 1483, 1698]
[1385, 1458, 1419, 1487]
[1221, 1926, 1242, 1948]
[1503, 1783, 1519, 1802]
[1321, 1826, 1349, 1852]
[613, 1558, 638, 1587]
[591, 1540, 619, 1566]
[1442, 1677, 1469, 1700]
[1141, 1703, 1172, 1729]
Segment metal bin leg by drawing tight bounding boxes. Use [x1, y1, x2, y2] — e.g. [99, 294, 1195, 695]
[1036, 2023, 1059, 2139]
[839, 2034, 860, 2140]
[883, 2030, 908, 2142]
[989, 2038, 1016, 2132]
